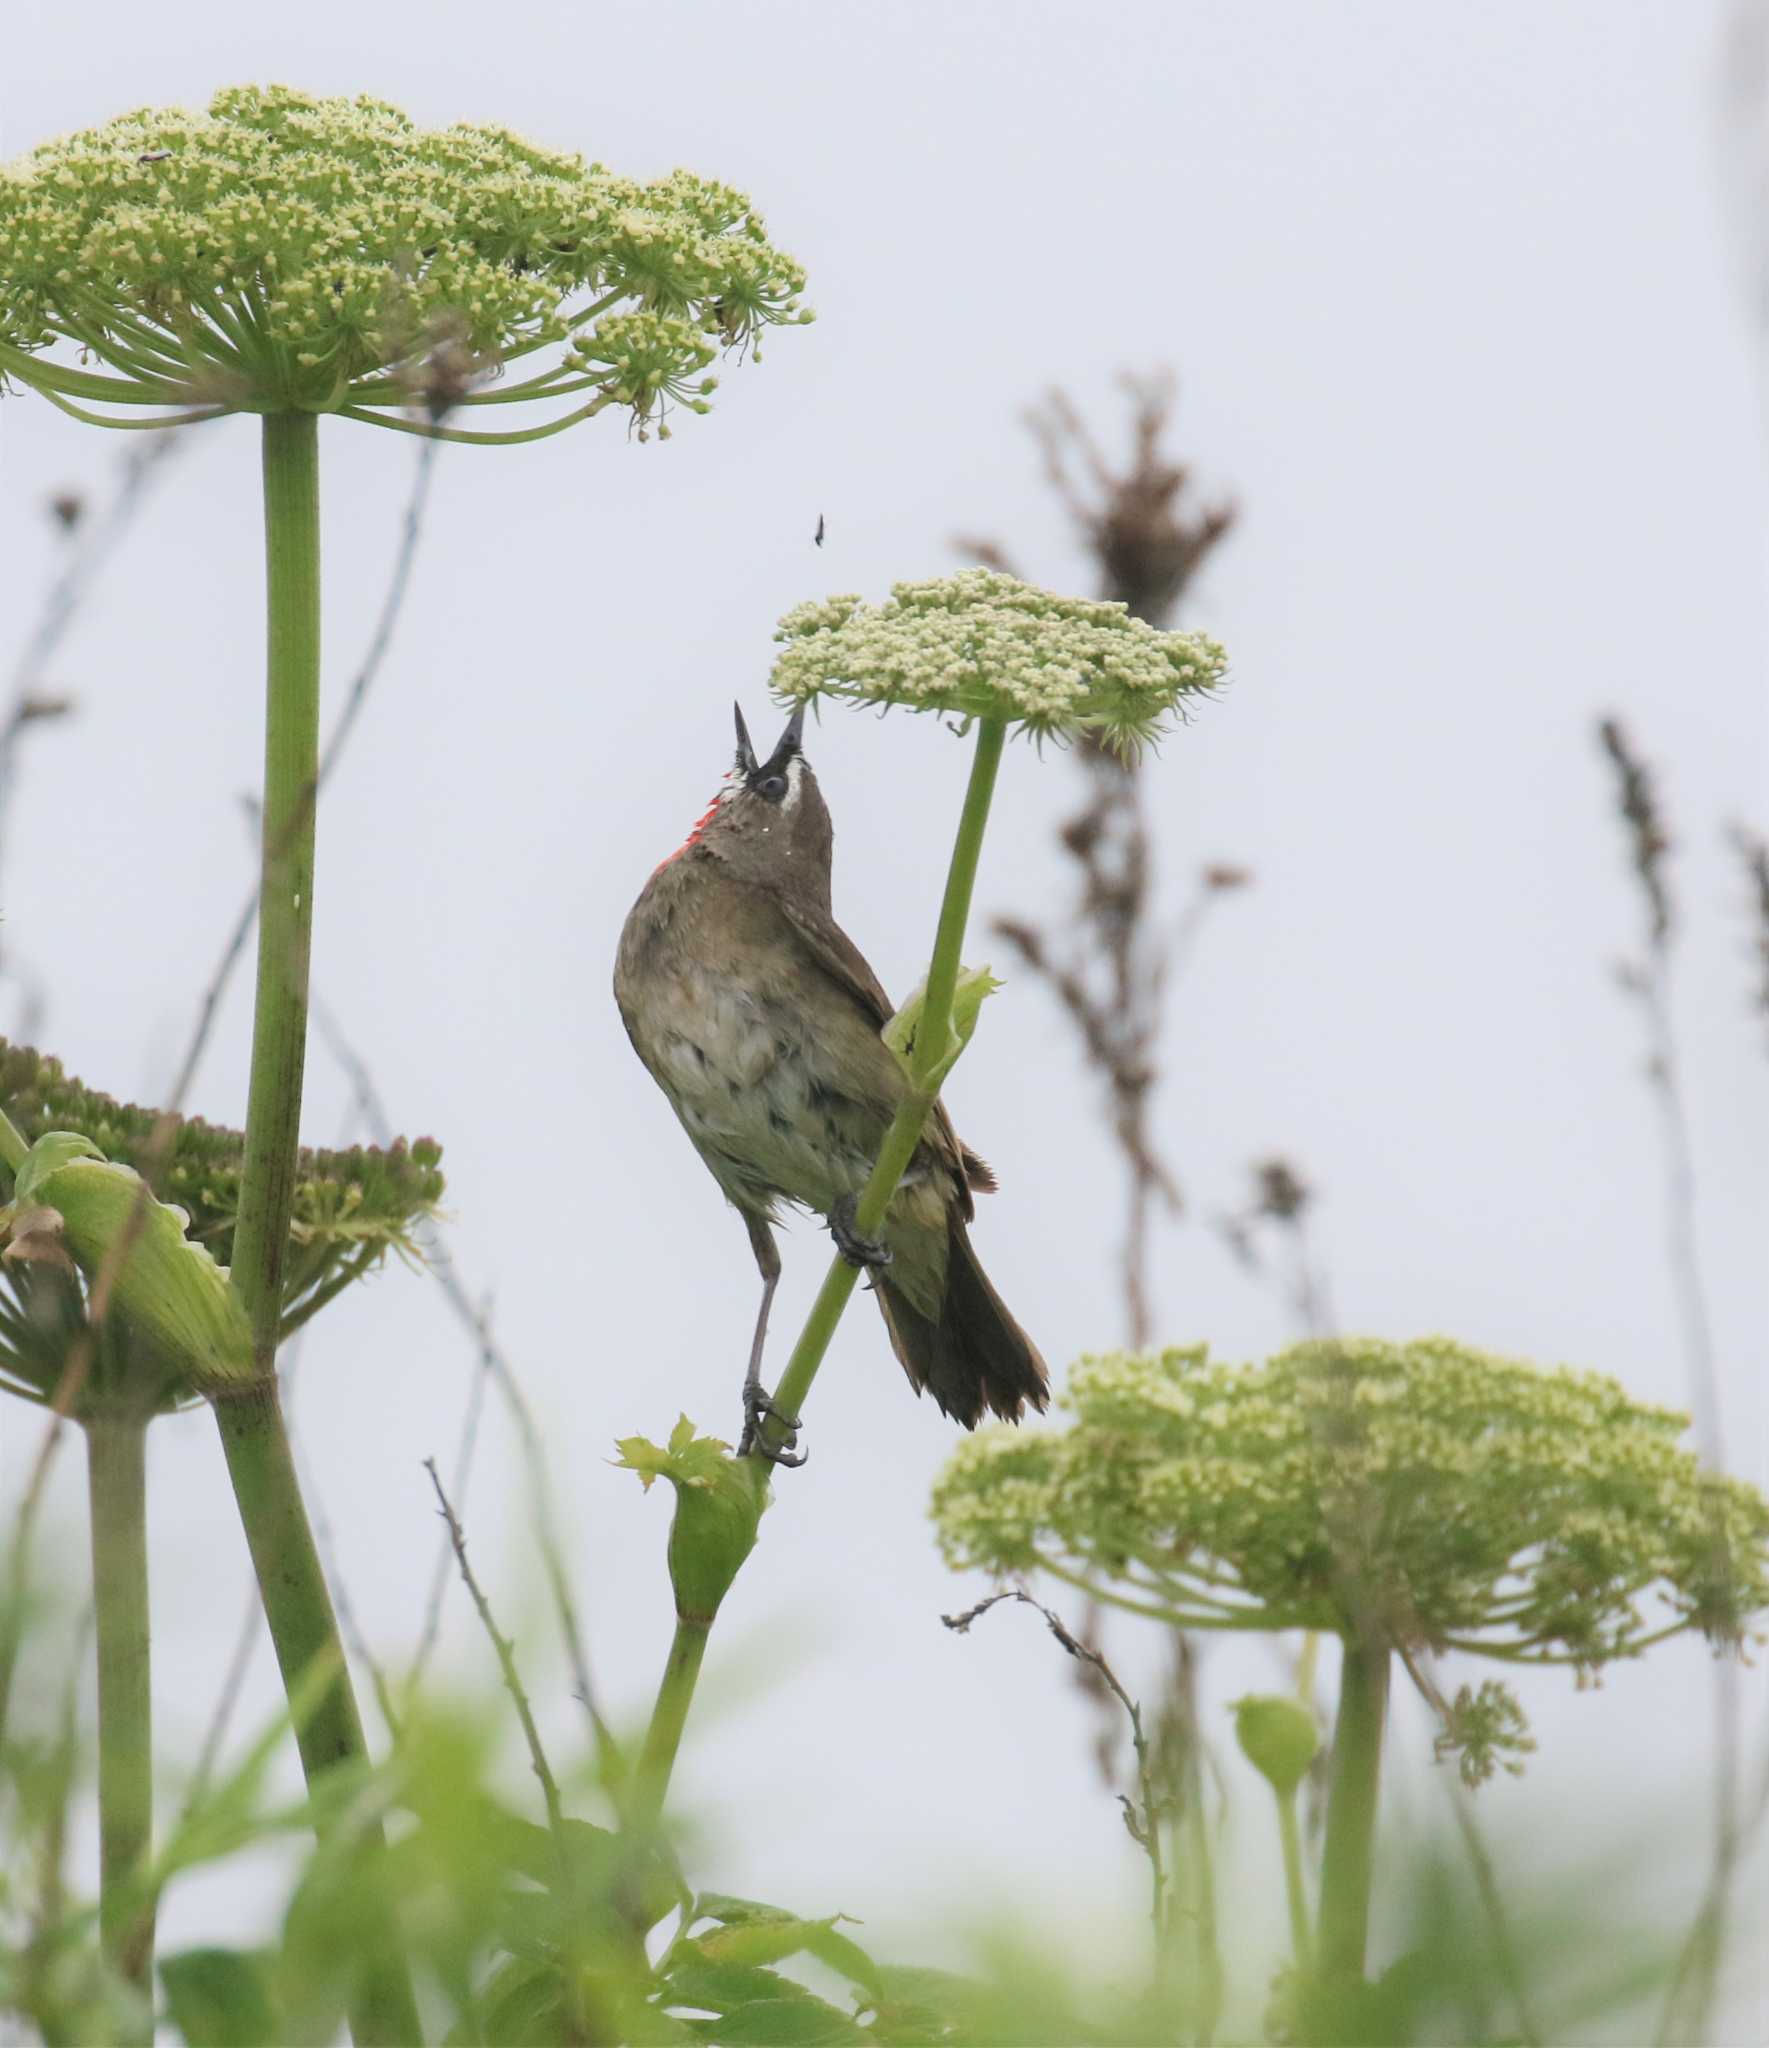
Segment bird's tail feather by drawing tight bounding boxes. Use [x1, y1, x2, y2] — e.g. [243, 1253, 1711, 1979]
[875, 1215, 1048, 1427]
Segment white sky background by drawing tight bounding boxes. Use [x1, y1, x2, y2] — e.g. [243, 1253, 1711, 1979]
[3, 0, 1767, 2033]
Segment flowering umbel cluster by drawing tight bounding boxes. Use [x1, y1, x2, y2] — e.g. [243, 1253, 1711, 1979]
[0, 84, 810, 437]
[932, 1339, 1769, 1674]
[0, 1039, 443, 1415]
[771, 570, 1228, 755]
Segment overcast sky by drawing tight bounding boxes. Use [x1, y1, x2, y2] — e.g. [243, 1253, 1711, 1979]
[3, 0, 1767, 2031]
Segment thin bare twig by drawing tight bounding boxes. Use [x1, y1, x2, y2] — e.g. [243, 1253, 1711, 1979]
[1215, 1158, 1334, 1340]
[1725, 820, 1769, 1054]
[944, 1588, 1169, 1937]
[0, 440, 184, 870]
[1595, 719, 1738, 2048]
[310, 996, 617, 1767]
[302, 1439, 401, 1744]
[167, 435, 439, 1108]
[1595, 724, 1726, 1460]
[410, 1288, 495, 1687]
[183, 1585, 261, 1817]
[425, 1456, 564, 1841]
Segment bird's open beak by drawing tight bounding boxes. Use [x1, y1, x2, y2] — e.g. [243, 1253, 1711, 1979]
[733, 701, 759, 777]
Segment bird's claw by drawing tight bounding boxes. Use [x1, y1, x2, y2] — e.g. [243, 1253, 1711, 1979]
[740, 1385, 807, 1468]
[830, 1195, 892, 1273]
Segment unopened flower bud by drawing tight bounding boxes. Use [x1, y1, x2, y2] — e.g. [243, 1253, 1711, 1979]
[1232, 1693, 1320, 1800]
[615, 1416, 767, 1621]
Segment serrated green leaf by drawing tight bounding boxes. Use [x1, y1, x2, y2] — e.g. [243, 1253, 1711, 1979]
[799, 1923, 882, 1999]
[868, 1965, 994, 2027]
[613, 1434, 671, 1491]
[474, 1954, 569, 2048]
[703, 1995, 865, 2044]
[622, 2002, 703, 2045]
[613, 1422, 737, 1492]
[693, 1892, 799, 1928]
[500, 1813, 620, 1892]
[160, 1947, 281, 2048]
[663, 1957, 818, 2015]
[696, 1915, 868, 1977]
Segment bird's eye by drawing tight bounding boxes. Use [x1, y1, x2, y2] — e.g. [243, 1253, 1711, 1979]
[756, 773, 788, 803]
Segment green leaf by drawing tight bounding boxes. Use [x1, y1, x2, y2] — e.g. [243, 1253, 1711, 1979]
[695, 1914, 874, 1983]
[471, 1955, 569, 2047]
[500, 1813, 620, 1891]
[2, 1130, 254, 1392]
[701, 1996, 865, 2044]
[867, 1966, 995, 2031]
[799, 1924, 882, 2000]
[160, 1948, 281, 2047]
[882, 966, 1002, 1088]
[693, 1893, 799, 1928]
[663, 1958, 819, 2015]
[11, 1130, 102, 1202]
[614, 1419, 735, 1494]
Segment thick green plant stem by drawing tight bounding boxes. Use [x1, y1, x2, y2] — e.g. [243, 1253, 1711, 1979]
[85, 1413, 154, 2014]
[1316, 1639, 1390, 1982]
[213, 412, 422, 2048]
[634, 1616, 710, 1827]
[232, 409, 322, 1347]
[758, 713, 1009, 1443]
[214, 1382, 366, 1772]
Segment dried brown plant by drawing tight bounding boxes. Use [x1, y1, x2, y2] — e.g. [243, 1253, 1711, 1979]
[959, 372, 1238, 1347]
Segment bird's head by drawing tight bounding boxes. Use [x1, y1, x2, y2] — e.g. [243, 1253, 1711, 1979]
[659, 703, 834, 900]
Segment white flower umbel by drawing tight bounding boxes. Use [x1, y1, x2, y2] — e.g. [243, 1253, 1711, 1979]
[772, 569, 1227, 756]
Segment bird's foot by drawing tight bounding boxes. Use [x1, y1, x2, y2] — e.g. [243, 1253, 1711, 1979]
[830, 1195, 892, 1274]
[740, 1383, 807, 1468]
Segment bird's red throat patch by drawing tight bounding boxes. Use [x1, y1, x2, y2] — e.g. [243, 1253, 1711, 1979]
[653, 782, 729, 877]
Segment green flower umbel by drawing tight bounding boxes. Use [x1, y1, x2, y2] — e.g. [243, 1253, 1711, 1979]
[0, 1038, 444, 1413]
[771, 570, 1227, 755]
[932, 1339, 1769, 1673]
[0, 84, 810, 439]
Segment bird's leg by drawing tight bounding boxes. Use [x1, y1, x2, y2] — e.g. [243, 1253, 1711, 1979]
[829, 1192, 892, 1275]
[736, 1212, 805, 1467]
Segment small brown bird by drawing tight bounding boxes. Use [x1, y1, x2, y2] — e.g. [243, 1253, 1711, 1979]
[614, 705, 1048, 1461]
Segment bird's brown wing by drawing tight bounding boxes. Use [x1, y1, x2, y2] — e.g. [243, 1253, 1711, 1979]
[776, 896, 997, 1208]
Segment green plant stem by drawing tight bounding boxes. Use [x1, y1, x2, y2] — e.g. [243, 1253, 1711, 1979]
[0, 1106, 26, 1174]
[635, 1616, 710, 1828]
[632, 715, 1011, 1831]
[1316, 1638, 1389, 1983]
[231, 410, 322, 1355]
[1276, 1789, 1311, 1974]
[758, 713, 1009, 1443]
[213, 412, 422, 2048]
[85, 1412, 154, 2016]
